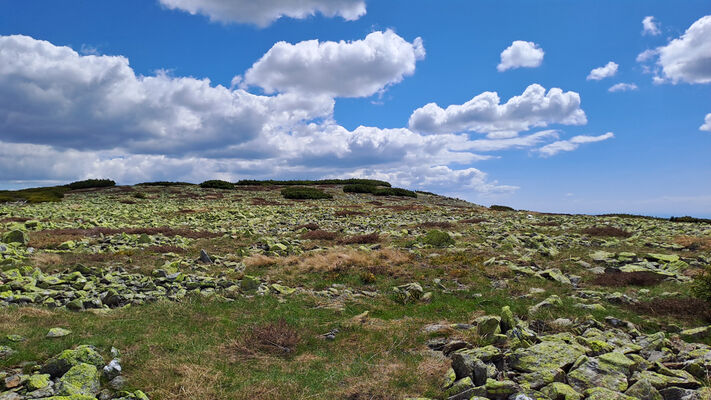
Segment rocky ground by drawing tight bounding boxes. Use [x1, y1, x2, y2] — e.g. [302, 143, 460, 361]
[1, 183, 710, 400]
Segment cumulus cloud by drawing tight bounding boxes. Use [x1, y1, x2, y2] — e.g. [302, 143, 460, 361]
[608, 83, 638, 92]
[497, 41, 544, 72]
[408, 84, 586, 135]
[587, 62, 619, 80]
[538, 132, 614, 157]
[158, 0, 366, 26]
[701, 113, 711, 132]
[642, 16, 661, 36]
[0, 35, 335, 154]
[0, 34, 612, 199]
[243, 30, 425, 98]
[639, 15, 711, 84]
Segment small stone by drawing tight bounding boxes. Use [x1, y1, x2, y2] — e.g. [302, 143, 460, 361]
[46, 327, 72, 338]
[198, 249, 213, 264]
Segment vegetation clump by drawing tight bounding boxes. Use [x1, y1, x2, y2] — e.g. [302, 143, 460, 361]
[0, 186, 67, 203]
[199, 180, 234, 190]
[693, 265, 711, 303]
[280, 186, 333, 200]
[421, 229, 454, 247]
[343, 184, 417, 198]
[237, 178, 391, 187]
[138, 181, 195, 186]
[67, 179, 115, 190]
[490, 204, 515, 211]
[670, 216, 711, 225]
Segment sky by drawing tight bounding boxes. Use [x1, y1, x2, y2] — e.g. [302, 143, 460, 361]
[1, 0, 710, 217]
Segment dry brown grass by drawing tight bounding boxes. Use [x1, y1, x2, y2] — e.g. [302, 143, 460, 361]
[581, 226, 632, 238]
[416, 221, 454, 229]
[459, 218, 488, 224]
[227, 319, 301, 360]
[30, 252, 63, 268]
[630, 298, 711, 322]
[339, 233, 380, 245]
[590, 271, 666, 287]
[295, 223, 320, 231]
[0, 217, 31, 223]
[243, 254, 279, 269]
[335, 209, 366, 217]
[301, 230, 340, 241]
[674, 235, 711, 251]
[141, 362, 225, 400]
[287, 248, 411, 277]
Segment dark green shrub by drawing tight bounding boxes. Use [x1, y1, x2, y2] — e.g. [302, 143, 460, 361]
[67, 179, 115, 190]
[133, 192, 147, 199]
[343, 184, 417, 198]
[490, 205, 515, 212]
[670, 216, 711, 225]
[237, 179, 391, 187]
[421, 230, 455, 247]
[200, 180, 234, 190]
[693, 266, 711, 303]
[372, 187, 417, 198]
[137, 181, 195, 187]
[280, 187, 333, 200]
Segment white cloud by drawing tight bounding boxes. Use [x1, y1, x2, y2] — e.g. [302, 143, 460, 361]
[0, 34, 613, 200]
[408, 84, 586, 135]
[497, 41, 544, 72]
[0, 35, 336, 155]
[642, 16, 661, 36]
[465, 130, 559, 152]
[701, 113, 711, 132]
[538, 132, 614, 157]
[608, 83, 638, 92]
[243, 30, 425, 98]
[587, 61, 619, 80]
[158, 0, 366, 26]
[639, 15, 711, 84]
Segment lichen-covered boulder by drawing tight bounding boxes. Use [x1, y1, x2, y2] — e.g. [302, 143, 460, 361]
[540, 382, 582, 400]
[567, 357, 629, 393]
[46, 328, 72, 338]
[625, 379, 662, 400]
[500, 306, 516, 332]
[41, 345, 105, 377]
[475, 315, 501, 338]
[2, 230, 28, 245]
[56, 363, 100, 396]
[583, 387, 636, 400]
[509, 340, 587, 373]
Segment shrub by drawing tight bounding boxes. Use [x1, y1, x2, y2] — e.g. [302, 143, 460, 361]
[137, 181, 195, 186]
[280, 186, 332, 200]
[199, 180, 234, 190]
[693, 265, 711, 303]
[236, 179, 391, 187]
[133, 192, 147, 199]
[671, 216, 711, 225]
[231, 319, 301, 358]
[343, 184, 417, 198]
[490, 205, 515, 211]
[301, 230, 339, 240]
[372, 187, 417, 198]
[421, 230, 455, 247]
[67, 179, 115, 190]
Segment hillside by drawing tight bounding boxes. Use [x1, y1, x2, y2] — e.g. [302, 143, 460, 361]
[1, 182, 710, 400]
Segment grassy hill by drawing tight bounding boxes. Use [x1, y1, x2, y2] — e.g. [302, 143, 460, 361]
[0, 182, 710, 400]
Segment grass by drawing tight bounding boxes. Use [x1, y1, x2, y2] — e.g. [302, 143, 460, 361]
[0, 186, 67, 203]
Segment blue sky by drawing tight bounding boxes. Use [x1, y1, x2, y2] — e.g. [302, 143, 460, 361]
[1, 0, 709, 216]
